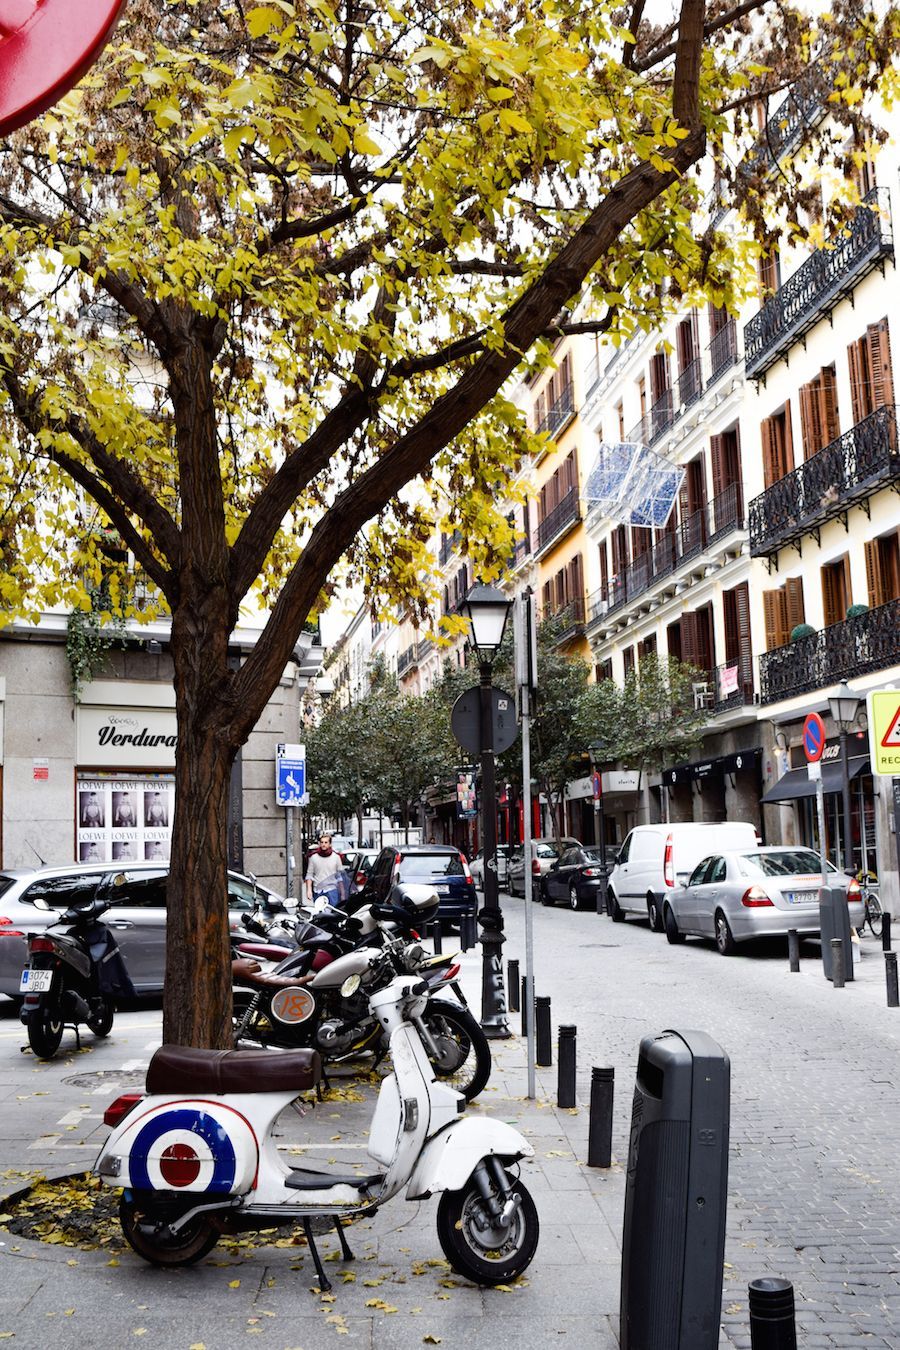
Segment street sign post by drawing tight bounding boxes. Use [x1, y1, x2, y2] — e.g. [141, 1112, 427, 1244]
[276, 743, 306, 899]
[513, 589, 538, 1100]
[804, 715, 834, 980]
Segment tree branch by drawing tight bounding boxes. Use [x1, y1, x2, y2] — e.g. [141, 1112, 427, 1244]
[672, 0, 706, 128]
[635, 0, 769, 74]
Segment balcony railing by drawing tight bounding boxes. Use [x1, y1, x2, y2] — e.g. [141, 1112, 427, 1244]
[708, 318, 738, 385]
[541, 595, 586, 643]
[585, 485, 746, 628]
[536, 485, 580, 553]
[511, 536, 532, 568]
[438, 530, 461, 566]
[536, 383, 576, 439]
[713, 659, 755, 713]
[749, 404, 899, 557]
[397, 644, 419, 676]
[677, 356, 703, 411]
[759, 598, 900, 705]
[742, 79, 823, 181]
[744, 187, 894, 379]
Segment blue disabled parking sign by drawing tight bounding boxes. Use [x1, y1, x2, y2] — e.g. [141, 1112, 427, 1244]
[275, 743, 306, 805]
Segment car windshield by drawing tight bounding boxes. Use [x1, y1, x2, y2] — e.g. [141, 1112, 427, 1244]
[398, 853, 464, 880]
[739, 850, 836, 878]
[536, 845, 558, 859]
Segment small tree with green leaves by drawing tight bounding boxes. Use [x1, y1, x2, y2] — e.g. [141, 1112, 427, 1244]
[617, 655, 706, 775]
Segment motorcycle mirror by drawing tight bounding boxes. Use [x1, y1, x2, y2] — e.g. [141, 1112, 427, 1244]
[341, 973, 361, 997]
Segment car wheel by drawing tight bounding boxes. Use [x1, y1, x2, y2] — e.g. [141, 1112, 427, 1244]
[568, 881, 581, 912]
[664, 905, 685, 945]
[647, 894, 663, 933]
[714, 910, 737, 956]
[609, 891, 625, 923]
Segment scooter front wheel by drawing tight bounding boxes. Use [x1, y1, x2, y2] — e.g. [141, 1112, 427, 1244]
[119, 1194, 221, 1266]
[26, 1003, 64, 1059]
[436, 1170, 539, 1285]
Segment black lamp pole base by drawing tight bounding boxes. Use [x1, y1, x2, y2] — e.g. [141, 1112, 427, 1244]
[478, 916, 511, 1039]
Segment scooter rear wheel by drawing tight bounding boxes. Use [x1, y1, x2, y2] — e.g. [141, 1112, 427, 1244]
[26, 1003, 64, 1059]
[119, 1194, 221, 1266]
[86, 998, 114, 1037]
[436, 1170, 539, 1285]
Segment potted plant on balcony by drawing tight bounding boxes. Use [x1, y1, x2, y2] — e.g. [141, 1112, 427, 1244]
[789, 623, 816, 641]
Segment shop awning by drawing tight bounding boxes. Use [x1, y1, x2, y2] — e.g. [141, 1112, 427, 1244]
[762, 756, 869, 804]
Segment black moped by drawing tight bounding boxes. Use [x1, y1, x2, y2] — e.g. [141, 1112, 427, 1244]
[20, 893, 135, 1059]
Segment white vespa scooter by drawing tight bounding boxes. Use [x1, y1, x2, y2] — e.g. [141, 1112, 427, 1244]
[95, 974, 539, 1289]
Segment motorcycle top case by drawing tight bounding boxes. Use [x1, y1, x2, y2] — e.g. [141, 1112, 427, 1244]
[103, 1098, 258, 1195]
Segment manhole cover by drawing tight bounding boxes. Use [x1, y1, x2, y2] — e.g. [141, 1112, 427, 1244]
[62, 1069, 145, 1090]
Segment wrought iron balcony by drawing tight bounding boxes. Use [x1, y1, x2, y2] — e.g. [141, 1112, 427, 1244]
[759, 598, 900, 705]
[438, 530, 461, 567]
[542, 595, 586, 643]
[749, 405, 899, 557]
[690, 660, 755, 718]
[397, 644, 419, 676]
[709, 481, 744, 545]
[677, 357, 703, 411]
[536, 485, 580, 553]
[744, 188, 894, 379]
[536, 383, 576, 439]
[742, 79, 823, 181]
[511, 536, 532, 568]
[707, 318, 738, 385]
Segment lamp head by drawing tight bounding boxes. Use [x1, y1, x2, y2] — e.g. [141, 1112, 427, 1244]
[461, 583, 512, 661]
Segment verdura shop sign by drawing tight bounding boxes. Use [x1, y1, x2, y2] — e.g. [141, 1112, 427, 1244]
[77, 708, 178, 768]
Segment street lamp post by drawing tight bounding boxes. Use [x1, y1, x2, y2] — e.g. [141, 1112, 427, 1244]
[460, 583, 513, 1039]
[588, 740, 610, 916]
[828, 680, 861, 875]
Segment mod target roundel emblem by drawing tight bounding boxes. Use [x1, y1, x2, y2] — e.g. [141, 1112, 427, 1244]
[128, 1107, 238, 1194]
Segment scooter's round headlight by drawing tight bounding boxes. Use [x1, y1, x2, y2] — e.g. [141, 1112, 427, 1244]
[341, 973, 362, 997]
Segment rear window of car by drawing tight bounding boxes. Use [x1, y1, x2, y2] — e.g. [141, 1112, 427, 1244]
[739, 850, 835, 878]
[536, 844, 558, 859]
[23, 874, 105, 908]
[398, 852, 464, 880]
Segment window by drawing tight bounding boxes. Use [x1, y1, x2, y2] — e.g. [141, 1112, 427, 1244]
[680, 605, 714, 676]
[822, 556, 851, 627]
[710, 425, 743, 529]
[848, 318, 894, 422]
[623, 646, 635, 677]
[850, 141, 877, 199]
[865, 532, 900, 608]
[760, 404, 794, 486]
[689, 857, 714, 887]
[615, 400, 625, 439]
[24, 874, 104, 909]
[638, 633, 657, 662]
[595, 659, 613, 683]
[708, 857, 727, 884]
[758, 248, 781, 299]
[598, 539, 609, 600]
[763, 578, 805, 649]
[723, 582, 752, 691]
[798, 366, 840, 457]
[611, 525, 629, 577]
[666, 619, 682, 663]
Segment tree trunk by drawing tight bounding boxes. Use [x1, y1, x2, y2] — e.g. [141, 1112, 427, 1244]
[163, 593, 236, 1049]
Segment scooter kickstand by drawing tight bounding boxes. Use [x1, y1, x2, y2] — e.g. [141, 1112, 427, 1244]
[333, 1217, 354, 1262]
[303, 1218, 332, 1293]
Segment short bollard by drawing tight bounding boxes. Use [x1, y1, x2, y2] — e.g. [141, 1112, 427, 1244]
[587, 1066, 614, 1168]
[886, 951, 899, 1008]
[557, 1025, 576, 1108]
[787, 929, 800, 973]
[748, 1277, 797, 1350]
[883, 912, 892, 953]
[521, 976, 530, 1037]
[431, 918, 443, 955]
[831, 937, 845, 988]
[508, 960, 520, 1012]
[535, 996, 552, 1066]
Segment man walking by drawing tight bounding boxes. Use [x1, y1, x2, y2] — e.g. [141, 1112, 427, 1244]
[305, 833, 345, 902]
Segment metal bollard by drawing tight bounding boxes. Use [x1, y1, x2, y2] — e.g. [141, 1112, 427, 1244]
[535, 996, 552, 1066]
[883, 912, 892, 953]
[431, 918, 443, 955]
[587, 1066, 614, 1168]
[748, 1277, 797, 1350]
[557, 1025, 576, 1108]
[886, 951, 899, 1008]
[508, 960, 520, 1011]
[521, 976, 531, 1038]
[788, 929, 800, 973]
[831, 937, 845, 988]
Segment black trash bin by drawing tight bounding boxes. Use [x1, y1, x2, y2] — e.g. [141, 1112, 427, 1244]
[820, 885, 854, 982]
[620, 1028, 731, 1350]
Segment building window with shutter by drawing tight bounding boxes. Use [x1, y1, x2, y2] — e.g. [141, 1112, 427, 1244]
[623, 646, 635, 677]
[598, 540, 609, 601]
[710, 425, 743, 532]
[865, 532, 900, 608]
[763, 578, 805, 649]
[758, 248, 781, 300]
[667, 620, 682, 663]
[760, 404, 794, 487]
[821, 557, 851, 627]
[848, 318, 894, 423]
[798, 366, 840, 458]
[595, 659, 613, 683]
[723, 581, 753, 699]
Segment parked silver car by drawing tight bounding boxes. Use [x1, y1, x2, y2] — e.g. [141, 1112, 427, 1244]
[507, 837, 580, 897]
[0, 862, 286, 999]
[469, 845, 511, 890]
[662, 847, 863, 954]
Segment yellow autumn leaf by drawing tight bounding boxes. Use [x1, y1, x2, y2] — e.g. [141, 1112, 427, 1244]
[228, 1279, 241, 1288]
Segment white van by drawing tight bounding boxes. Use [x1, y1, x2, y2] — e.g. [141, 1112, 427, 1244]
[607, 822, 759, 930]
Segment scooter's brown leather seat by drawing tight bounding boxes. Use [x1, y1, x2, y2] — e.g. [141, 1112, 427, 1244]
[231, 957, 313, 990]
[146, 1044, 321, 1095]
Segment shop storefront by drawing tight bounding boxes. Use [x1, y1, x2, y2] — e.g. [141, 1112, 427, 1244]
[662, 748, 763, 831]
[762, 734, 873, 877]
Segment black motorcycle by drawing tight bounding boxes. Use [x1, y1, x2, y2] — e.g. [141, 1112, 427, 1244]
[20, 894, 135, 1059]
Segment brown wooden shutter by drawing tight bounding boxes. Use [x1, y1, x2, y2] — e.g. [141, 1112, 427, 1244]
[723, 586, 739, 665]
[599, 540, 609, 598]
[710, 434, 724, 503]
[867, 318, 895, 410]
[785, 577, 805, 633]
[819, 366, 840, 444]
[783, 402, 795, 474]
[667, 620, 682, 662]
[821, 565, 839, 626]
[572, 551, 584, 601]
[733, 581, 752, 685]
[798, 381, 817, 459]
[541, 580, 552, 615]
[680, 611, 700, 669]
[763, 589, 788, 650]
[761, 417, 777, 487]
[864, 538, 885, 608]
[848, 338, 866, 423]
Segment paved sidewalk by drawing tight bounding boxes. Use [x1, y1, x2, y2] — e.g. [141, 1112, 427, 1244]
[2, 904, 899, 1348]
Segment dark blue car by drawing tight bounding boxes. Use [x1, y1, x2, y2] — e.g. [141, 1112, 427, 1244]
[362, 845, 477, 931]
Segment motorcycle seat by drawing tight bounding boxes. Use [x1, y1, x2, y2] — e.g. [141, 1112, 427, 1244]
[236, 942, 294, 962]
[286, 1167, 385, 1193]
[146, 1044, 322, 1094]
[232, 957, 313, 990]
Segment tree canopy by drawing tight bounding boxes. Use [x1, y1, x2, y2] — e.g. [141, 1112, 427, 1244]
[0, 0, 895, 1045]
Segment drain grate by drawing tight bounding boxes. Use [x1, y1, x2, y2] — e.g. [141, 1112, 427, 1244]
[62, 1069, 145, 1090]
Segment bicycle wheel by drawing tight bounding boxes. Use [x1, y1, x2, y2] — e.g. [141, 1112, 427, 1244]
[867, 893, 883, 940]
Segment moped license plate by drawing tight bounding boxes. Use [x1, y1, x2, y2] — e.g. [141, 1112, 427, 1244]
[20, 969, 52, 993]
